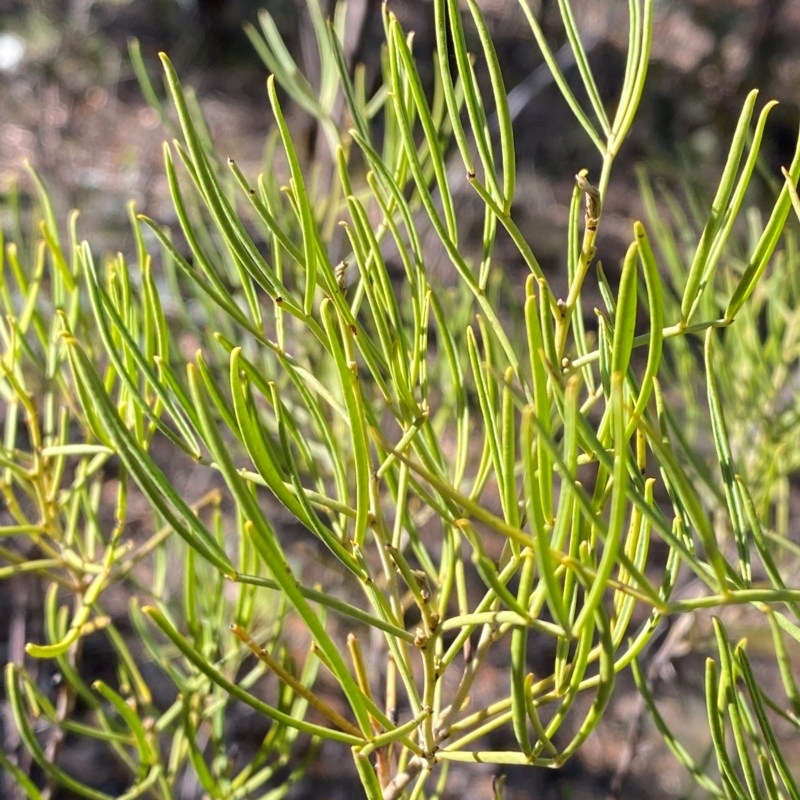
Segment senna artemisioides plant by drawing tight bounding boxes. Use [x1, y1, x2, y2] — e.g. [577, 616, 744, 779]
[0, 175, 314, 799]
[5, 0, 800, 797]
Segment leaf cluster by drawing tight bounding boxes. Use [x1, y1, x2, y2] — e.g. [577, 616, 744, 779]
[3, 1, 800, 798]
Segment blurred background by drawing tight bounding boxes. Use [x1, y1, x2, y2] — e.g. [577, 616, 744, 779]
[1, 1, 800, 798]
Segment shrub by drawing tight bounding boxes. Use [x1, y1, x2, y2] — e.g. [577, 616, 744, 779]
[3, 0, 800, 798]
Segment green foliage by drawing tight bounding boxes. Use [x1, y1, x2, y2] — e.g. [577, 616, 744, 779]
[0, 178, 311, 799]
[4, 0, 800, 798]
